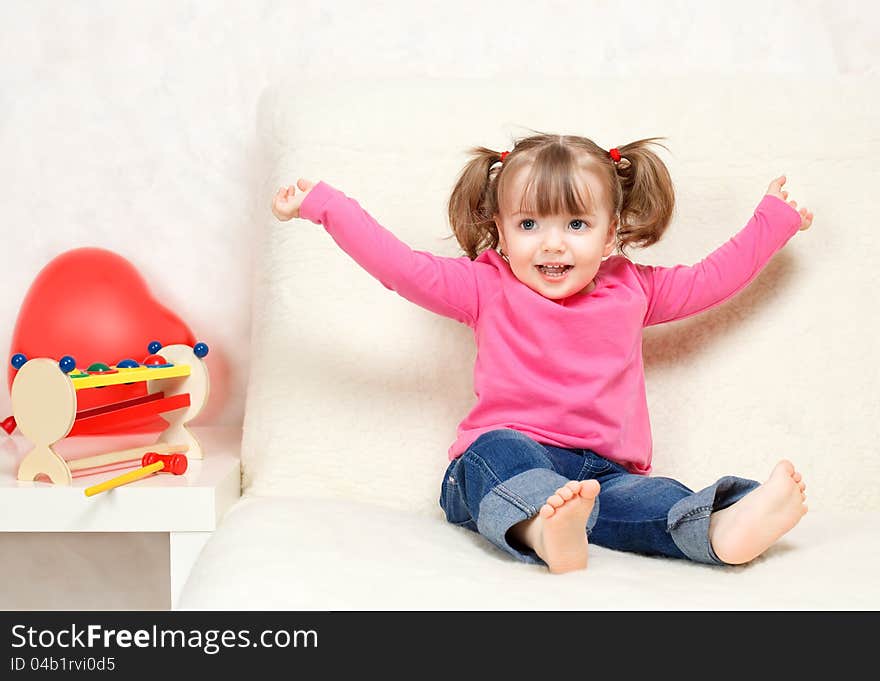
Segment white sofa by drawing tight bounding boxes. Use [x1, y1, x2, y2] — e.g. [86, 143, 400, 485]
[178, 76, 880, 610]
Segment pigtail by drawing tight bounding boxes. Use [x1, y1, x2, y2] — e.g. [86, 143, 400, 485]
[447, 146, 505, 260]
[612, 137, 676, 258]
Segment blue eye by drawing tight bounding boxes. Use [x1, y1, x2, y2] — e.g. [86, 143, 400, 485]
[518, 219, 589, 231]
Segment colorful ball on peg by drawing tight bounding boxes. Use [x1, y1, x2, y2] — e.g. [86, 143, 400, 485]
[59, 356, 76, 373]
[84, 361, 116, 388]
[148, 340, 162, 354]
[193, 342, 209, 358]
[116, 357, 140, 384]
[10, 353, 27, 369]
[143, 353, 169, 367]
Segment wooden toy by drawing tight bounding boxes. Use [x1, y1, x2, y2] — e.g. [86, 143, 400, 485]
[9, 341, 210, 485]
[84, 451, 188, 497]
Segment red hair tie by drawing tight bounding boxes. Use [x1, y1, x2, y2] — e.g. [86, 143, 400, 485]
[499, 151, 509, 162]
[609, 148, 621, 163]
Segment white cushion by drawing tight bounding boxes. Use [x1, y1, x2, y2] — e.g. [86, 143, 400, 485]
[179, 497, 880, 610]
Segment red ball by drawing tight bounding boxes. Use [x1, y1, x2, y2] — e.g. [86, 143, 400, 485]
[142, 354, 168, 366]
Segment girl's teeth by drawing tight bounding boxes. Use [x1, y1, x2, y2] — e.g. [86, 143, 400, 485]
[538, 265, 571, 278]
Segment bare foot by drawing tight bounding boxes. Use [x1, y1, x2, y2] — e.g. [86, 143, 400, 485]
[509, 480, 600, 574]
[708, 460, 808, 565]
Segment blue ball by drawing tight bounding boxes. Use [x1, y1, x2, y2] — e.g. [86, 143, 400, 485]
[59, 356, 76, 374]
[148, 340, 162, 354]
[117, 358, 139, 368]
[193, 342, 209, 358]
[10, 353, 27, 369]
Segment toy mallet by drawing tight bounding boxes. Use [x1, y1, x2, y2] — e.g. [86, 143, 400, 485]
[84, 452, 188, 497]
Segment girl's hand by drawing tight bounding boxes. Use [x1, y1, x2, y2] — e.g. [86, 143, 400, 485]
[272, 178, 316, 221]
[766, 175, 813, 231]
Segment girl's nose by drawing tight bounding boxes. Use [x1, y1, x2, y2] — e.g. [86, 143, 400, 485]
[542, 235, 566, 251]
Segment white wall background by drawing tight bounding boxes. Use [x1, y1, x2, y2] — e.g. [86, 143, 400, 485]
[0, 0, 877, 609]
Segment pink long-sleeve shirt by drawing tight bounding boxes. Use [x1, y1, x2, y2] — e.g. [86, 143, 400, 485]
[299, 182, 802, 474]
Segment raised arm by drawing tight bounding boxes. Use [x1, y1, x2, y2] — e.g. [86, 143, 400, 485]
[284, 180, 480, 327]
[633, 184, 808, 327]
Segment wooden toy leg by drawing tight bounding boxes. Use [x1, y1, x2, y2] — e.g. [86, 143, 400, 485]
[17, 444, 72, 485]
[11, 358, 77, 485]
[147, 344, 209, 460]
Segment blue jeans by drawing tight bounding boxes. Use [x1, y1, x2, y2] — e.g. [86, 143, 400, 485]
[439, 428, 760, 566]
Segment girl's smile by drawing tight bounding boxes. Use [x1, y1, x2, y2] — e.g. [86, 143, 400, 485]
[536, 264, 573, 282]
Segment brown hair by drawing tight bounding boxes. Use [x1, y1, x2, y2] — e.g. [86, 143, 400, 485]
[446, 130, 676, 260]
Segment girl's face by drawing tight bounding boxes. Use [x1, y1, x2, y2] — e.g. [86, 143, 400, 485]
[494, 165, 618, 301]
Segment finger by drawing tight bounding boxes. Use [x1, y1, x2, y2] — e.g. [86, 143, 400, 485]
[790, 200, 797, 208]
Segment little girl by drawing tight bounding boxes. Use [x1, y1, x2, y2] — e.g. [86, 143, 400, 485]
[271, 132, 813, 574]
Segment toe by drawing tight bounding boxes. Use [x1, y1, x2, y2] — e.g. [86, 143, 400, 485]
[564, 480, 581, 493]
[792, 472, 802, 483]
[547, 494, 565, 508]
[798, 480, 806, 492]
[556, 485, 574, 501]
[774, 460, 795, 477]
[580, 479, 601, 499]
[540, 503, 555, 518]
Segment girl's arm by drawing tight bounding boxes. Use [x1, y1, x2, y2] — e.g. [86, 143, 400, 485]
[295, 181, 480, 327]
[632, 192, 805, 327]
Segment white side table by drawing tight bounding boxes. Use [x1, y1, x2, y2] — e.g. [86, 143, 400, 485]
[0, 425, 241, 609]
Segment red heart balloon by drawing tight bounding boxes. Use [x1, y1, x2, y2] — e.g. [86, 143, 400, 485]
[8, 247, 196, 434]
